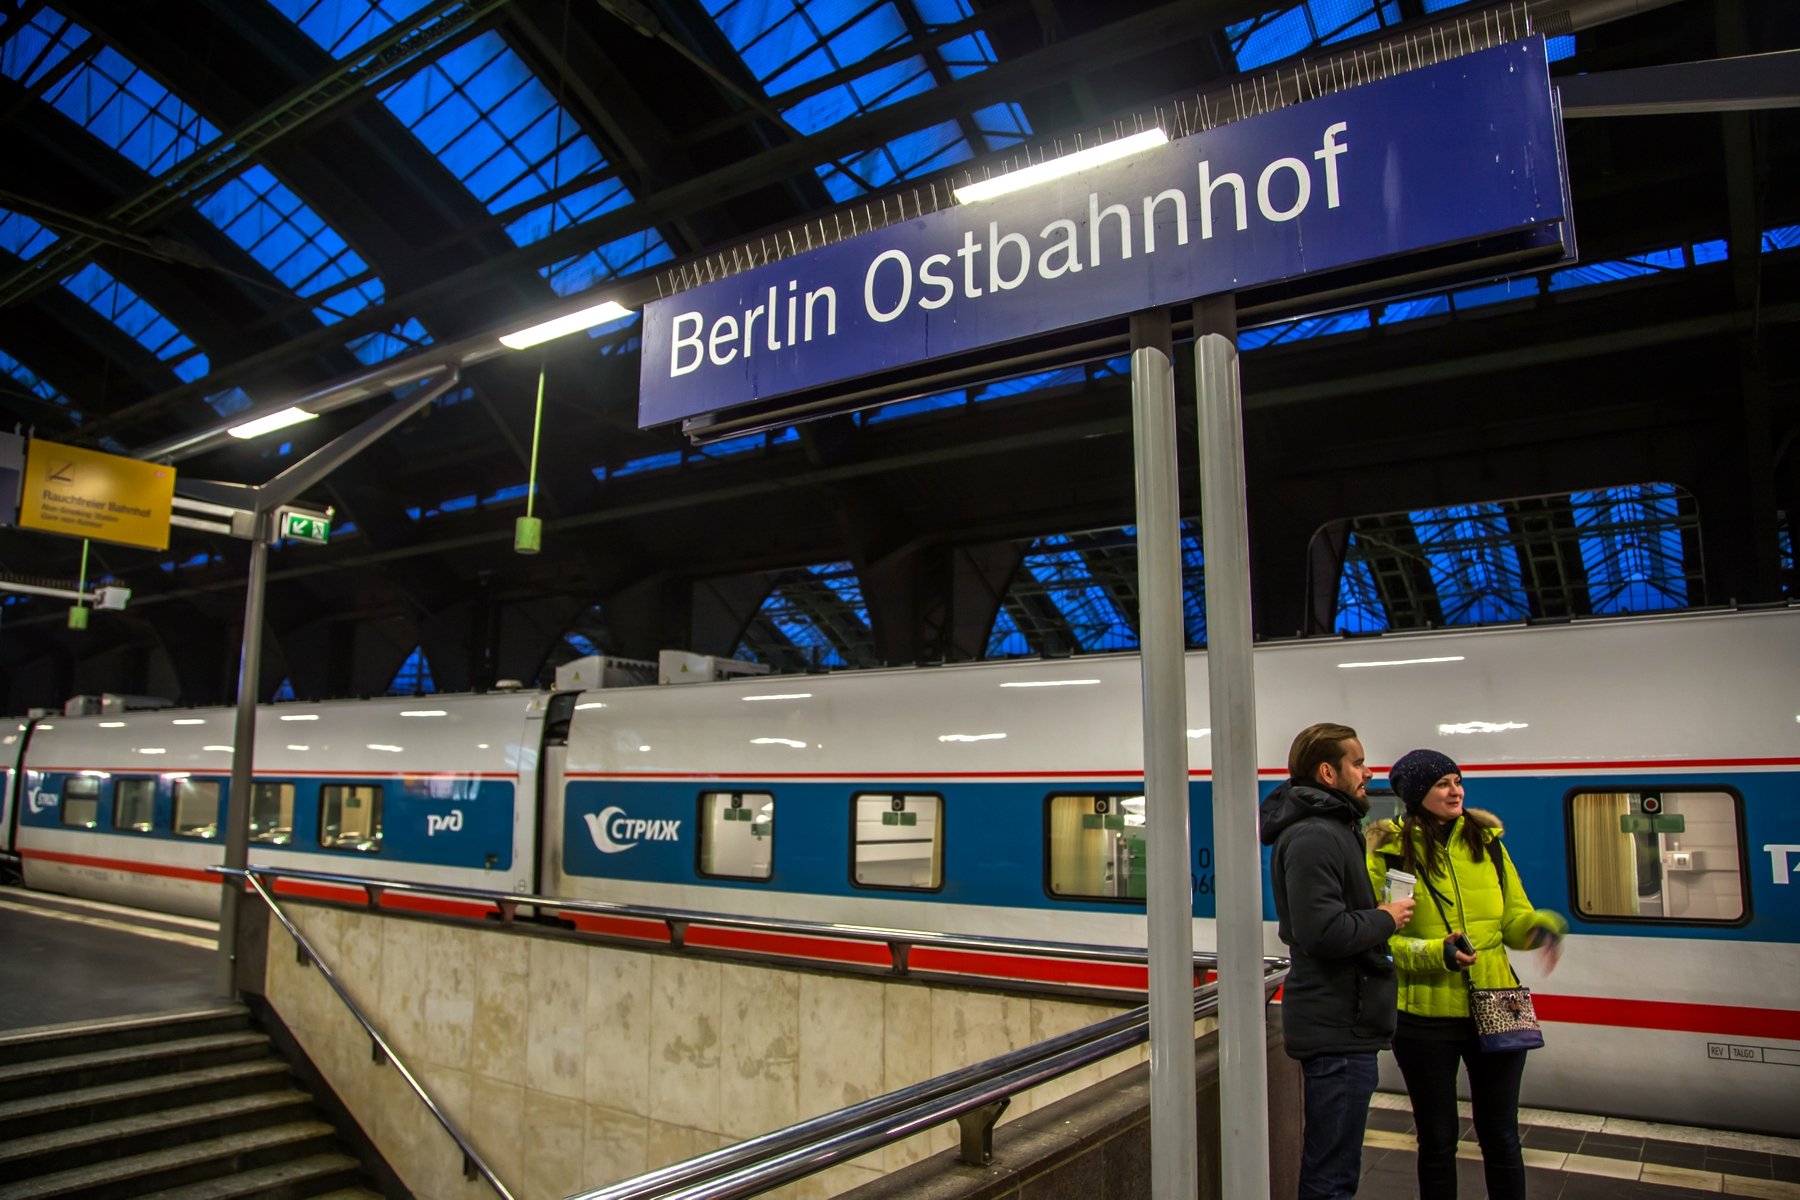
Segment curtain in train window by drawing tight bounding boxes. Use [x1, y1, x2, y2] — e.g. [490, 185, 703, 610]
[250, 782, 296, 844]
[320, 784, 383, 852]
[1047, 793, 1147, 901]
[60, 776, 100, 828]
[1569, 789, 1744, 921]
[173, 779, 222, 838]
[852, 794, 943, 889]
[698, 791, 774, 880]
[113, 778, 156, 832]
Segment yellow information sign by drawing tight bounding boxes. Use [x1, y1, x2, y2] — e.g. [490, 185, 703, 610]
[18, 439, 176, 551]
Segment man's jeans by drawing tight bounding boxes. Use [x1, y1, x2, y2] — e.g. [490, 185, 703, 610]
[1298, 1051, 1380, 1199]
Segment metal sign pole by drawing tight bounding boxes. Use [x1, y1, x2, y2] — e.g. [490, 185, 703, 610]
[215, 515, 268, 997]
[1129, 309, 1198, 1200]
[1193, 295, 1270, 1196]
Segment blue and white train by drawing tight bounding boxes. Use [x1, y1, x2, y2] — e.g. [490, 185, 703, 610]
[5, 606, 1798, 1135]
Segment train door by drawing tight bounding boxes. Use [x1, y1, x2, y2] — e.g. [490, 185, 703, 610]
[534, 692, 579, 897]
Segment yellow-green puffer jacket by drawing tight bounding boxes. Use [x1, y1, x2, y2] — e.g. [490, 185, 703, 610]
[1364, 809, 1567, 1019]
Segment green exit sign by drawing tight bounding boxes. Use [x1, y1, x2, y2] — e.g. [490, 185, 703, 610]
[280, 512, 330, 544]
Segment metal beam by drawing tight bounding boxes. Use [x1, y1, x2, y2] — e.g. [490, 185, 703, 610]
[1559, 48, 1800, 117]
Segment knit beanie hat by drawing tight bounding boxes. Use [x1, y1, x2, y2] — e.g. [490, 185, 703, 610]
[1388, 749, 1461, 813]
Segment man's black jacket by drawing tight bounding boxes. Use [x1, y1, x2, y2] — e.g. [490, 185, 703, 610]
[1260, 779, 1398, 1059]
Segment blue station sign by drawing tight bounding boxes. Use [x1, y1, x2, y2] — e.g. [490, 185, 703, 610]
[639, 39, 1569, 429]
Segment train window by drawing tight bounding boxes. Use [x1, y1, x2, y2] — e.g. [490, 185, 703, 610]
[60, 776, 100, 828]
[1046, 792, 1148, 902]
[173, 779, 222, 839]
[250, 783, 296, 845]
[319, 784, 383, 853]
[1568, 789, 1746, 923]
[697, 791, 774, 880]
[851, 793, 943, 890]
[113, 779, 157, 832]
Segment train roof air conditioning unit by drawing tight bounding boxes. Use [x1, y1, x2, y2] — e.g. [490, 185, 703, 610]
[554, 654, 657, 692]
[658, 649, 770, 685]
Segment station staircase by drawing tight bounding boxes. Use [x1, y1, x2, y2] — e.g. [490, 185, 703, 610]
[0, 1005, 392, 1200]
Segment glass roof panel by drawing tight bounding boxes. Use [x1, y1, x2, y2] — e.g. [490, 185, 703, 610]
[266, 0, 433, 59]
[1232, 1, 1571, 71]
[197, 165, 384, 323]
[387, 645, 437, 695]
[733, 560, 877, 671]
[60, 262, 208, 382]
[12, 14, 222, 175]
[0, 348, 79, 419]
[1571, 484, 1688, 613]
[1334, 549, 1388, 633]
[347, 316, 432, 365]
[701, 0, 1031, 198]
[1409, 503, 1529, 624]
[0, 7, 90, 89]
[0, 208, 59, 260]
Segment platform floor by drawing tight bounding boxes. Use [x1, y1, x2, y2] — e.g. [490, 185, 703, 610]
[1360, 1091, 1800, 1199]
[0, 886, 221, 1032]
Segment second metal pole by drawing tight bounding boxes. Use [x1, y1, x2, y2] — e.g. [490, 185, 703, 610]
[1194, 296, 1271, 1197]
[215, 515, 269, 998]
[1129, 309, 1198, 1200]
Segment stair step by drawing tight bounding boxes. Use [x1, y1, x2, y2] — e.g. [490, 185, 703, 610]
[130, 1152, 367, 1200]
[0, 1060, 290, 1138]
[0, 1007, 248, 1068]
[0, 1120, 336, 1200]
[0, 1088, 314, 1173]
[0, 1031, 271, 1100]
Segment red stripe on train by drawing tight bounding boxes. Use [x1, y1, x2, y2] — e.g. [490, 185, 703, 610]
[23, 847, 217, 884]
[1532, 994, 1800, 1039]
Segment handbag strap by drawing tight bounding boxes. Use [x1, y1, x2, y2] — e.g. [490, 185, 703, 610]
[1414, 839, 1523, 989]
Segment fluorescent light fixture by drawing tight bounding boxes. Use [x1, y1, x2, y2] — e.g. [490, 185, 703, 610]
[751, 737, 808, 748]
[400, 709, 447, 718]
[229, 406, 319, 440]
[1000, 678, 1101, 688]
[367, 743, 404, 753]
[938, 732, 1006, 742]
[1438, 720, 1529, 735]
[954, 129, 1169, 204]
[743, 693, 813, 702]
[499, 300, 634, 350]
[172, 718, 206, 725]
[279, 714, 320, 721]
[203, 745, 233, 752]
[99, 721, 126, 728]
[1336, 656, 1466, 670]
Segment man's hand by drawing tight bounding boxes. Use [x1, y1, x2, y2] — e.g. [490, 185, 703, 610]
[1378, 895, 1415, 930]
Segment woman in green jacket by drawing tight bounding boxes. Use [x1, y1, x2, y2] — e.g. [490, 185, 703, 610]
[1367, 749, 1567, 1200]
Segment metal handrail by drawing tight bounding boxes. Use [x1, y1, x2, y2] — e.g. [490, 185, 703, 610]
[571, 960, 1291, 1200]
[223, 862, 1219, 978]
[226, 869, 516, 1200]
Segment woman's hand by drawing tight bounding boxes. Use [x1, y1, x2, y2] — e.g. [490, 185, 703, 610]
[1530, 928, 1562, 975]
[1442, 931, 1477, 971]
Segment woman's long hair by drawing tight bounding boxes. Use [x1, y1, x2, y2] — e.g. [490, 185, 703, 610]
[1397, 809, 1488, 875]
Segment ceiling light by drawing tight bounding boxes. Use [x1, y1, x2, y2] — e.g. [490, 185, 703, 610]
[203, 745, 232, 752]
[400, 709, 447, 718]
[742, 693, 813, 702]
[638, 745, 652, 752]
[287, 745, 311, 752]
[1336, 656, 1466, 669]
[954, 129, 1169, 204]
[367, 743, 403, 752]
[172, 718, 206, 725]
[99, 721, 126, 728]
[1000, 678, 1101, 688]
[228, 406, 319, 439]
[279, 714, 320, 721]
[751, 737, 807, 748]
[938, 732, 1006, 742]
[499, 300, 634, 350]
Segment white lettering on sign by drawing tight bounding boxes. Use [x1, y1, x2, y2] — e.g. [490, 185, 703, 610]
[1763, 844, 1800, 884]
[426, 809, 464, 837]
[583, 805, 682, 854]
[27, 787, 53, 814]
[663, 120, 1355, 381]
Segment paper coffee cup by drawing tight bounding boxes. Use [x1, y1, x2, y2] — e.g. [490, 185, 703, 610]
[1385, 868, 1415, 902]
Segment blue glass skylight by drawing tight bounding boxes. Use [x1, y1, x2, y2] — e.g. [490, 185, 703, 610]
[387, 645, 436, 695]
[1549, 247, 1684, 292]
[1234, 2, 1571, 71]
[1377, 294, 1450, 325]
[0, 7, 89, 89]
[1409, 503, 1529, 624]
[812, 560, 871, 626]
[347, 316, 431, 366]
[197, 165, 383, 323]
[272, 677, 297, 702]
[9, 13, 221, 175]
[699, 0, 1031, 200]
[0, 348, 77, 418]
[203, 386, 253, 418]
[1779, 516, 1793, 597]
[1240, 310, 1371, 349]
[268, 0, 432, 58]
[1021, 534, 1137, 652]
[1571, 484, 1687, 613]
[1763, 225, 1800, 253]
[1335, 550, 1388, 633]
[734, 561, 872, 669]
[60, 262, 208, 381]
[0, 209, 57, 260]
[566, 631, 599, 656]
